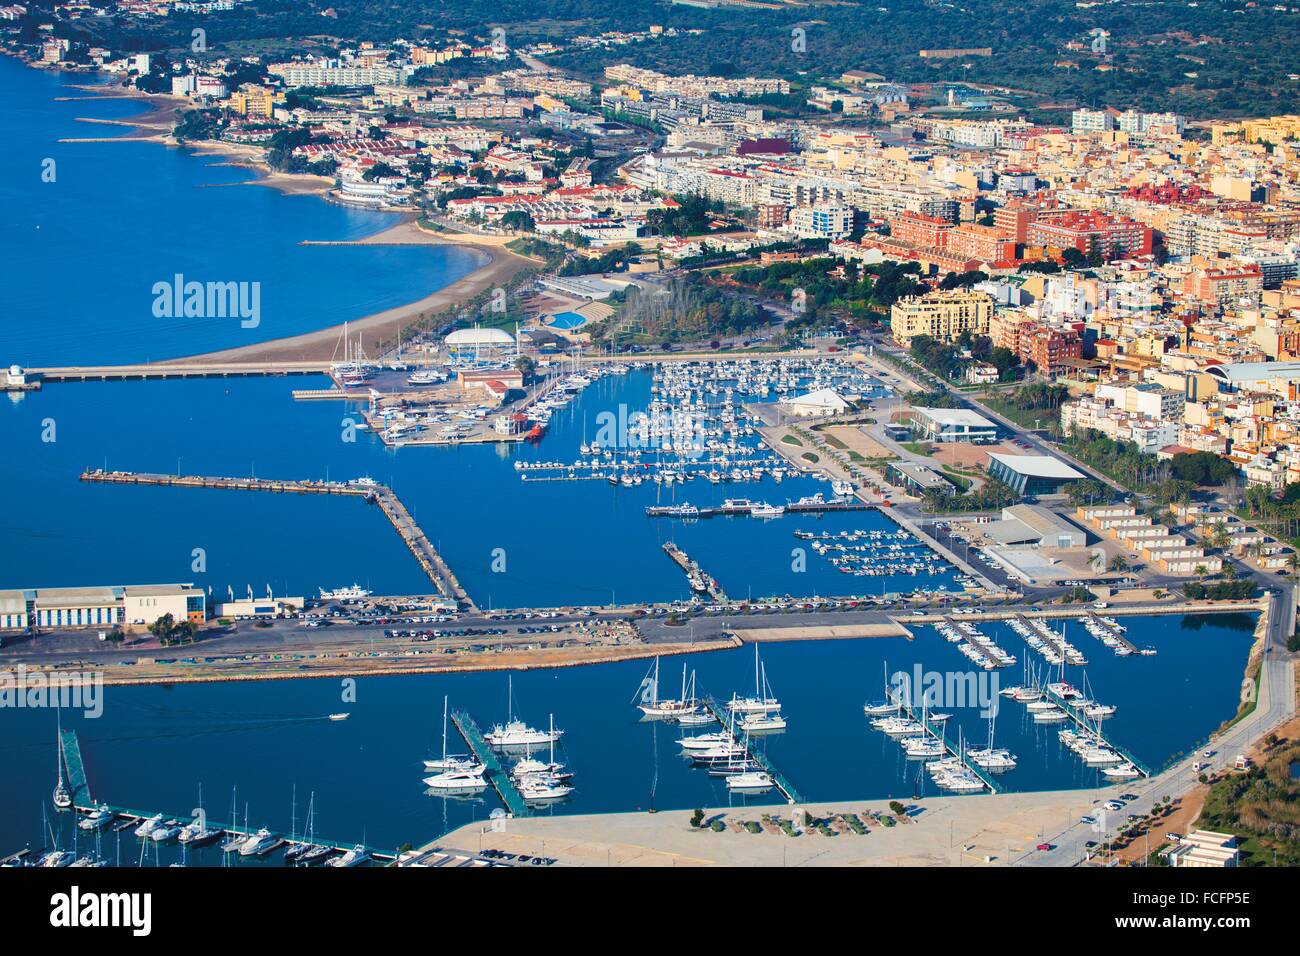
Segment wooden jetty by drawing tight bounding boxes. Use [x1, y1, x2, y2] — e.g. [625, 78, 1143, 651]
[699, 697, 804, 804]
[662, 541, 727, 602]
[79, 469, 477, 612]
[894, 697, 1001, 794]
[1040, 687, 1151, 777]
[60, 730, 396, 863]
[449, 709, 531, 817]
[1084, 612, 1140, 656]
[1016, 614, 1087, 666]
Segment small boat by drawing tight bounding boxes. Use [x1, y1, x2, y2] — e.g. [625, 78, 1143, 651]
[725, 771, 774, 792]
[78, 804, 115, 831]
[238, 828, 279, 857]
[53, 712, 72, 811]
[328, 713, 350, 721]
[150, 821, 183, 843]
[318, 583, 372, 601]
[327, 843, 371, 868]
[738, 712, 787, 733]
[134, 813, 164, 839]
[300, 843, 335, 865]
[1102, 763, 1141, 779]
[423, 767, 488, 793]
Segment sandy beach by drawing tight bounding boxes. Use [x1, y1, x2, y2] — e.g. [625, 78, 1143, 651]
[60, 81, 540, 364]
[174, 220, 538, 364]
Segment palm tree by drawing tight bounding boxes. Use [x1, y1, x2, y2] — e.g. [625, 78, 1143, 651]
[1107, 554, 1130, 573]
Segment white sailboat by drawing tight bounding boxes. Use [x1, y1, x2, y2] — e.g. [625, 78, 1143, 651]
[423, 699, 487, 793]
[52, 710, 72, 811]
[635, 658, 700, 719]
[864, 661, 901, 716]
[517, 715, 573, 804]
[423, 696, 477, 772]
[725, 770, 774, 792]
[726, 645, 781, 714]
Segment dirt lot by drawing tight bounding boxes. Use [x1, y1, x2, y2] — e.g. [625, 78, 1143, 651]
[929, 439, 1023, 471]
[822, 424, 893, 460]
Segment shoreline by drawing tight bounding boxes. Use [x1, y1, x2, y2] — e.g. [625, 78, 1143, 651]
[55, 73, 539, 364]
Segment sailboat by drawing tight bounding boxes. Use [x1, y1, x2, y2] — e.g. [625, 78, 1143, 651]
[726, 645, 781, 714]
[422, 696, 487, 793]
[177, 785, 222, 846]
[635, 658, 700, 719]
[423, 696, 478, 772]
[516, 714, 573, 804]
[863, 660, 901, 716]
[967, 714, 1018, 772]
[52, 710, 72, 811]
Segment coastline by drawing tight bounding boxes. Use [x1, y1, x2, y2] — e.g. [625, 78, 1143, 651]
[56, 74, 539, 364]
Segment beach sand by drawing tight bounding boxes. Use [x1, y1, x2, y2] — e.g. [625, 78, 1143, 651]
[173, 221, 538, 365]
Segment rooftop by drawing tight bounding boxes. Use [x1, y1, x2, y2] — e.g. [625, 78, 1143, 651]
[988, 453, 1086, 480]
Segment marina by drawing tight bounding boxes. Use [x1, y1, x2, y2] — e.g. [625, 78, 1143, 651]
[0, 612, 1256, 862]
[48, 731, 396, 867]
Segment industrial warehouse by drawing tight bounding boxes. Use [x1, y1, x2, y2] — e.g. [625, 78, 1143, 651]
[0, 584, 205, 632]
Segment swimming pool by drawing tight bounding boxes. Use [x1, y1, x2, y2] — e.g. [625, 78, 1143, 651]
[548, 311, 587, 330]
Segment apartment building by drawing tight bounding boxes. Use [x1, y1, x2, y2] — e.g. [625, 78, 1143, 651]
[889, 289, 993, 345]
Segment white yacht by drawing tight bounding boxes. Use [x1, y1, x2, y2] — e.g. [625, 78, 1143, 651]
[149, 821, 183, 843]
[423, 766, 488, 792]
[318, 583, 372, 601]
[485, 719, 562, 749]
[1102, 762, 1141, 779]
[485, 677, 563, 749]
[518, 776, 573, 803]
[238, 828, 279, 857]
[78, 804, 115, 831]
[750, 502, 785, 519]
[678, 731, 735, 751]
[327, 844, 371, 868]
[968, 748, 1018, 771]
[725, 771, 774, 792]
[133, 813, 164, 838]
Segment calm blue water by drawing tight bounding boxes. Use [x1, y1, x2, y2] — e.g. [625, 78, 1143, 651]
[0, 369, 953, 604]
[0, 55, 485, 365]
[0, 612, 1254, 860]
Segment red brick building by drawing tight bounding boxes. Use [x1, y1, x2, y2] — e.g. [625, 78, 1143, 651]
[1019, 325, 1083, 376]
[1026, 211, 1153, 261]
